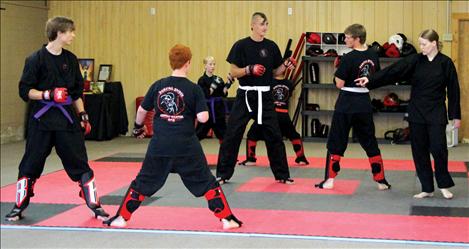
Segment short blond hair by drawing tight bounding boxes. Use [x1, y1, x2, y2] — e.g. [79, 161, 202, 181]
[203, 56, 215, 65]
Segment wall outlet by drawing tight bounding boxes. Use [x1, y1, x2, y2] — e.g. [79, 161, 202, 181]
[442, 33, 452, 41]
[150, 7, 156, 15]
[288, 7, 293, 16]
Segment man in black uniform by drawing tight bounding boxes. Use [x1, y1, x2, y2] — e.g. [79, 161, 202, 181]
[216, 12, 297, 184]
[5, 16, 109, 221]
[195, 56, 233, 142]
[104, 44, 242, 229]
[356, 29, 461, 199]
[239, 75, 309, 166]
[315, 24, 391, 190]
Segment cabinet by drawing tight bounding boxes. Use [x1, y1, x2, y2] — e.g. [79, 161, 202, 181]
[300, 56, 410, 143]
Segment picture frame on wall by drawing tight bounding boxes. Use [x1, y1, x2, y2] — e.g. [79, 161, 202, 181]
[98, 64, 112, 82]
[78, 58, 95, 82]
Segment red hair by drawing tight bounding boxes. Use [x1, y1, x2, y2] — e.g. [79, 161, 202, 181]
[169, 44, 192, 70]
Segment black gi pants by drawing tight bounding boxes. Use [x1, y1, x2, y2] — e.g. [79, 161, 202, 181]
[131, 151, 215, 197]
[19, 121, 91, 182]
[327, 112, 380, 157]
[196, 102, 226, 141]
[247, 112, 301, 141]
[409, 122, 454, 192]
[216, 89, 290, 181]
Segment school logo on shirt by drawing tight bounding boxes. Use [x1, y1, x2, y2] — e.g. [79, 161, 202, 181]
[272, 84, 289, 106]
[157, 87, 185, 122]
[259, 48, 268, 58]
[357, 59, 376, 78]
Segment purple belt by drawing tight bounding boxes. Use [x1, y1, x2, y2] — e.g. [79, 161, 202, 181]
[33, 97, 74, 124]
[207, 97, 228, 123]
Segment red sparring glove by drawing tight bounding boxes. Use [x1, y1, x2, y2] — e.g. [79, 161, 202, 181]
[79, 112, 91, 135]
[43, 87, 68, 103]
[283, 57, 297, 70]
[132, 122, 146, 139]
[245, 64, 265, 77]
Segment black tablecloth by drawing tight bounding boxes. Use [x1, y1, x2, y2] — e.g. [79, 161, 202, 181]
[84, 82, 128, 140]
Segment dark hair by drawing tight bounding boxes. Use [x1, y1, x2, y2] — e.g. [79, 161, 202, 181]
[169, 44, 192, 70]
[344, 24, 366, 44]
[419, 29, 443, 51]
[251, 12, 267, 23]
[45, 16, 75, 41]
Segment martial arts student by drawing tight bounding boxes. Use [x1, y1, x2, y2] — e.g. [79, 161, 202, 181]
[216, 12, 297, 184]
[239, 75, 309, 166]
[104, 44, 242, 229]
[315, 24, 391, 190]
[355, 29, 461, 199]
[195, 56, 233, 142]
[5, 16, 109, 221]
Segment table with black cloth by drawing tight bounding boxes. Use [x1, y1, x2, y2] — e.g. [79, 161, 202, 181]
[84, 81, 128, 140]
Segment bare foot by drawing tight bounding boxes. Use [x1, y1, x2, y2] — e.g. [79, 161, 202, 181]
[440, 188, 454, 199]
[222, 218, 241, 230]
[413, 192, 434, 199]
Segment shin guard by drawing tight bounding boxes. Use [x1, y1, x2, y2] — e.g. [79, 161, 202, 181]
[291, 139, 305, 158]
[326, 153, 341, 179]
[5, 177, 36, 220]
[79, 171, 109, 219]
[369, 155, 385, 182]
[247, 139, 257, 160]
[204, 183, 242, 226]
[116, 187, 145, 221]
[79, 171, 100, 209]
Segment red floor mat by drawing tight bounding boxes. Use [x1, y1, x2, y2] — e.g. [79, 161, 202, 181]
[236, 177, 360, 195]
[0, 162, 140, 204]
[34, 205, 469, 243]
[205, 155, 467, 172]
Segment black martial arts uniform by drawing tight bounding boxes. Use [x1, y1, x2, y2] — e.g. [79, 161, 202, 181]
[104, 76, 241, 226]
[6, 46, 108, 221]
[216, 37, 292, 183]
[242, 78, 308, 165]
[366, 52, 461, 193]
[195, 73, 228, 141]
[316, 48, 391, 188]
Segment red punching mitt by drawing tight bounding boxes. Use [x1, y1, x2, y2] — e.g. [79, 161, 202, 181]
[385, 43, 400, 58]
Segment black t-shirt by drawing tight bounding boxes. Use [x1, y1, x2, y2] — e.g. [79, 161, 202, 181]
[197, 73, 228, 98]
[141, 76, 208, 156]
[333, 49, 380, 113]
[335, 49, 381, 87]
[19, 46, 84, 131]
[272, 78, 292, 111]
[226, 37, 283, 86]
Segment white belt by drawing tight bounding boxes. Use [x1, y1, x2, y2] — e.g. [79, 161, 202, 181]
[239, 85, 270, 124]
[341, 87, 369, 93]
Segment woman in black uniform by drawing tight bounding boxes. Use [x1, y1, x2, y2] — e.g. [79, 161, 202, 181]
[195, 56, 233, 143]
[356, 29, 461, 199]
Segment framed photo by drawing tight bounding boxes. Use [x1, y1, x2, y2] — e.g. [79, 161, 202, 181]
[78, 58, 95, 82]
[98, 64, 112, 82]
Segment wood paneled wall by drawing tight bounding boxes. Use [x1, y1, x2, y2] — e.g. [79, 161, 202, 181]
[12, 1, 469, 139]
[0, 1, 48, 144]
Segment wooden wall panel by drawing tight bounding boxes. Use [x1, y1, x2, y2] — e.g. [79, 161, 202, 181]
[40, 1, 468, 138]
[0, 1, 48, 143]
